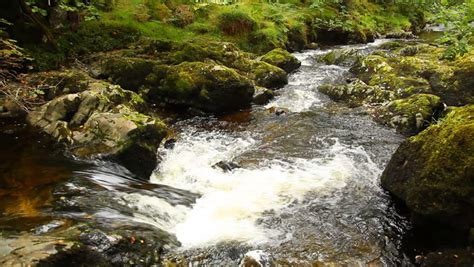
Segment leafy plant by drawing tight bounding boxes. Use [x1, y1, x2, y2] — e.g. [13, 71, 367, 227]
[434, 2, 474, 60]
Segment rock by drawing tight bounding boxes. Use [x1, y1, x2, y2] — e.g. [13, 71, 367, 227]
[150, 61, 255, 113]
[379, 41, 406, 50]
[252, 87, 274, 105]
[375, 94, 444, 135]
[27, 69, 95, 99]
[249, 61, 287, 89]
[172, 41, 246, 67]
[38, 228, 164, 266]
[381, 105, 474, 230]
[449, 54, 474, 105]
[213, 160, 240, 172]
[318, 79, 396, 107]
[93, 55, 169, 92]
[79, 230, 121, 253]
[163, 138, 176, 149]
[239, 250, 273, 267]
[261, 48, 301, 73]
[286, 26, 307, 52]
[28, 82, 167, 178]
[316, 48, 361, 67]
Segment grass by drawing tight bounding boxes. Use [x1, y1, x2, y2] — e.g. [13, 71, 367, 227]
[23, 0, 423, 70]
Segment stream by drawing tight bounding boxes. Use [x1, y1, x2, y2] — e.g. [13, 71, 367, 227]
[1, 40, 414, 265]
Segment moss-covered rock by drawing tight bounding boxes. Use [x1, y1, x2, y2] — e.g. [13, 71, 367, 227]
[381, 105, 474, 230]
[247, 60, 287, 89]
[27, 79, 166, 178]
[261, 48, 301, 73]
[316, 48, 362, 67]
[93, 55, 169, 92]
[449, 54, 474, 105]
[27, 69, 98, 100]
[318, 79, 396, 107]
[375, 94, 444, 135]
[171, 41, 248, 68]
[149, 61, 255, 113]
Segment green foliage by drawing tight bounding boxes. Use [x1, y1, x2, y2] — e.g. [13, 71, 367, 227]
[0, 19, 32, 83]
[434, 2, 474, 60]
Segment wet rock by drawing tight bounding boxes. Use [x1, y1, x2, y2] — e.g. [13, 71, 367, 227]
[213, 161, 240, 172]
[317, 48, 361, 67]
[252, 87, 274, 105]
[381, 105, 474, 231]
[35, 220, 66, 234]
[248, 61, 288, 89]
[79, 230, 121, 253]
[28, 82, 167, 178]
[149, 61, 255, 113]
[375, 94, 444, 135]
[239, 250, 273, 267]
[163, 138, 177, 149]
[261, 48, 301, 73]
[318, 79, 396, 107]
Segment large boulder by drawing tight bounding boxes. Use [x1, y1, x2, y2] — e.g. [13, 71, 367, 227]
[28, 82, 167, 178]
[381, 105, 474, 230]
[148, 61, 255, 113]
[261, 48, 301, 73]
[375, 94, 444, 135]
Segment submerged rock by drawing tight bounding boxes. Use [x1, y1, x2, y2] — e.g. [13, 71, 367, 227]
[213, 160, 240, 172]
[149, 61, 255, 113]
[381, 105, 474, 231]
[375, 94, 444, 135]
[28, 82, 167, 178]
[261, 48, 301, 73]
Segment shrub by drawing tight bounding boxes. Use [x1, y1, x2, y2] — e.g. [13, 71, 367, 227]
[218, 9, 256, 36]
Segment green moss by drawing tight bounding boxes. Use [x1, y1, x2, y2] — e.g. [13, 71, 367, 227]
[249, 60, 287, 89]
[98, 56, 167, 91]
[261, 48, 301, 73]
[319, 80, 395, 107]
[153, 61, 254, 113]
[382, 105, 474, 228]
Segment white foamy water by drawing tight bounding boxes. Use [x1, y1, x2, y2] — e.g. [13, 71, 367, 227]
[265, 63, 347, 112]
[115, 40, 396, 253]
[119, 128, 380, 248]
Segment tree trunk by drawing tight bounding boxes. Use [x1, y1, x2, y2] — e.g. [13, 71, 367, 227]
[17, 0, 55, 44]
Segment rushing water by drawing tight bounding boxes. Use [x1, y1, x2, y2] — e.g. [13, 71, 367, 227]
[1, 40, 413, 265]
